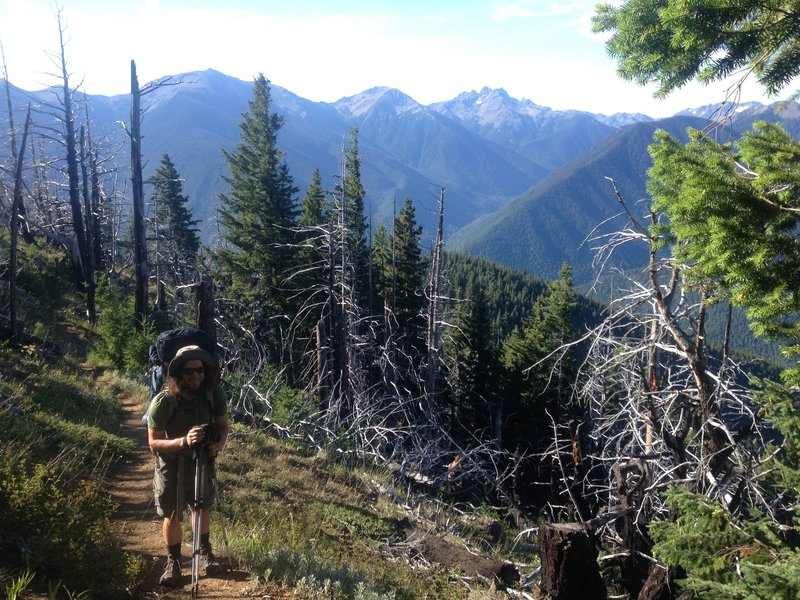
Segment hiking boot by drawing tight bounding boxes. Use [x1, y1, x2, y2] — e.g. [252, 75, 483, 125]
[200, 545, 224, 576]
[159, 555, 182, 586]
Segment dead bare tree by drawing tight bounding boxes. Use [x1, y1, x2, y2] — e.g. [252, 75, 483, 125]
[129, 59, 147, 320]
[9, 106, 31, 343]
[1, 41, 32, 244]
[425, 186, 446, 398]
[6, 9, 107, 320]
[54, 10, 90, 293]
[78, 124, 97, 322]
[124, 62, 186, 321]
[537, 179, 767, 598]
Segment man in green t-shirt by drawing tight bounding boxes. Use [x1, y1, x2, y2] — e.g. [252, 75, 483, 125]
[147, 344, 229, 587]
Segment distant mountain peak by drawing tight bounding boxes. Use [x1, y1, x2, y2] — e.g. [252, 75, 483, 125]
[334, 86, 422, 118]
[677, 100, 763, 119]
[569, 110, 654, 127]
[475, 87, 510, 103]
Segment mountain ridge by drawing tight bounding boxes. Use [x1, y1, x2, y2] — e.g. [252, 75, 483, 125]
[449, 115, 716, 283]
[5, 68, 794, 282]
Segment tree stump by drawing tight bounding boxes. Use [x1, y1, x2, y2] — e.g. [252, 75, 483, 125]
[637, 565, 676, 600]
[538, 522, 606, 600]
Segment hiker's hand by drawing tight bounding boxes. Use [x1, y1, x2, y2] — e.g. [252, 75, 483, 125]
[206, 443, 221, 458]
[185, 425, 205, 447]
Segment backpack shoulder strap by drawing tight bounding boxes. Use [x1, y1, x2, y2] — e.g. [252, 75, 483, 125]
[144, 390, 175, 429]
[166, 394, 179, 425]
[205, 390, 216, 424]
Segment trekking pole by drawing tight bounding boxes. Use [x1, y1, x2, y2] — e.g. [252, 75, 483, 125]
[212, 474, 234, 573]
[191, 446, 206, 599]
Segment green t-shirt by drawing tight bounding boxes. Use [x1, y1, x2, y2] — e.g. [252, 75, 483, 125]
[147, 386, 227, 440]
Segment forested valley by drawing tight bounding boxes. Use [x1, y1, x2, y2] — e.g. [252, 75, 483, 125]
[3, 2, 800, 599]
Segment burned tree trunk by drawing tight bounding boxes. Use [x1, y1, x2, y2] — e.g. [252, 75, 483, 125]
[637, 566, 677, 600]
[425, 186, 445, 397]
[56, 14, 89, 291]
[538, 522, 606, 600]
[2, 46, 32, 244]
[130, 59, 148, 320]
[195, 275, 216, 346]
[79, 125, 96, 323]
[9, 107, 32, 345]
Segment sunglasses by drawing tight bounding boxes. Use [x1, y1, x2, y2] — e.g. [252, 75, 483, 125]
[182, 366, 207, 376]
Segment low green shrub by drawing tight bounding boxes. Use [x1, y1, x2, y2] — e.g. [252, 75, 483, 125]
[33, 412, 135, 467]
[94, 277, 154, 372]
[0, 455, 129, 596]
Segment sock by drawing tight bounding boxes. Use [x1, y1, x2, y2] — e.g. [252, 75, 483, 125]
[201, 533, 211, 550]
[167, 543, 181, 559]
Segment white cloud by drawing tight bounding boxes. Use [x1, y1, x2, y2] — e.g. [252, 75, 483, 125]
[491, 1, 589, 21]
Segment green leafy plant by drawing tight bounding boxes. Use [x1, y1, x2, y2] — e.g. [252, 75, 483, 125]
[650, 486, 800, 599]
[95, 277, 137, 370]
[4, 570, 34, 600]
[0, 458, 123, 589]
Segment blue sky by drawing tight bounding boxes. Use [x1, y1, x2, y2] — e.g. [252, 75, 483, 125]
[0, 0, 783, 117]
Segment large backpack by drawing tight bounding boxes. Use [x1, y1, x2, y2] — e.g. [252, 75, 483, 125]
[148, 327, 217, 400]
[143, 327, 217, 427]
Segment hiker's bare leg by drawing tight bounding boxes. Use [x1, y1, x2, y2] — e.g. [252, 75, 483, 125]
[163, 512, 182, 545]
[189, 507, 211, 535]
[159, 511, 183, 586]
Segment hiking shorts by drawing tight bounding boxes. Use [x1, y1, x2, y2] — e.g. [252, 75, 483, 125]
[153, 452, 216, 520]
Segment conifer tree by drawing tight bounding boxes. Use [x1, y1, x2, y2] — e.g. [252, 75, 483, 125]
[590, 2, 800, 594]
[448, 289, 503, 445]
[299, 168, 327, 228]
[392, 197, 425, 333]
[370, 198, 426, 395]
[216, 74, 299, 325]
[150, 153, 200, 292]
[371, 222, 393, 313]
[648, 124, 800, 378]
[502, 264, 577, 450]
[335, 127, 369, 309]
[296, 168, 329, 293]
[593, 0, 800, 97]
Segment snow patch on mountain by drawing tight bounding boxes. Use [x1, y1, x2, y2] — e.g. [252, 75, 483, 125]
[676, 100, 763, 119]
[334, 86, 423, 118]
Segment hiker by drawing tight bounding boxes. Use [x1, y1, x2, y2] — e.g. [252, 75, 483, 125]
[147, 344, 229, 586]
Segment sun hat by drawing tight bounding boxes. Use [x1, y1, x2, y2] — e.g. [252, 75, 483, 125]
[168, 345, 216, 377]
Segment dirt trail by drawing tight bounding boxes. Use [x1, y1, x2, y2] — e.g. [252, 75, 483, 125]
[108, 383, 285, 599]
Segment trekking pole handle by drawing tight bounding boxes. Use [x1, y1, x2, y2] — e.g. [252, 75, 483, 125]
[186, 425, 206, 448]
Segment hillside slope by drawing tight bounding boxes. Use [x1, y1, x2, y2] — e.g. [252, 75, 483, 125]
[449, 115, 710, 284]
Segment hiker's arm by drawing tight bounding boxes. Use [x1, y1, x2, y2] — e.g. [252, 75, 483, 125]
[148, 427, 198, 453]
[207, 413, 229, 458]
